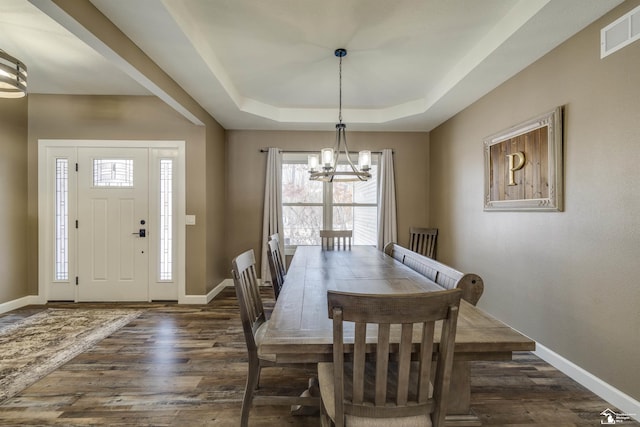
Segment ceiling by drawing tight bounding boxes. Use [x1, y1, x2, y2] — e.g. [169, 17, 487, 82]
[0, 0, 623, 131]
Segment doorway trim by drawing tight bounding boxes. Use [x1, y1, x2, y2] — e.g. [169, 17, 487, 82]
[38, 139, 186, 302]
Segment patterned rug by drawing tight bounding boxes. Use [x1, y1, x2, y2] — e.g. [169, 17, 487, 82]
[0, 308, 142, 403]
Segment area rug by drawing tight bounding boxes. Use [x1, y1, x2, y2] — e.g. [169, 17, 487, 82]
[0, 308, 142, 404]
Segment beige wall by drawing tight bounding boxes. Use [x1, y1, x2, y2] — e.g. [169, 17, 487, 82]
[0, 97, 28, 303]
[430, 1, 640, 400]
[225, 130, 429, 271]
[205, 122, 228, 292]
[27, 94, 226, 296]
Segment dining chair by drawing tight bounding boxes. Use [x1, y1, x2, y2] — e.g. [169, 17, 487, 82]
[266, 238, 285, 299]
[231, 249, 319, 427]
[320, 230, 352, 250]
[268, 233, 287, 276]
[319, 288, 462, 427]
[408, 227, 438, 259]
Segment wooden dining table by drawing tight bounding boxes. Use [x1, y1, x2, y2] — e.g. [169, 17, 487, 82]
[261, 245, 536, 426]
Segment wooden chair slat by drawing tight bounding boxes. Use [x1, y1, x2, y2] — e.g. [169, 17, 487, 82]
[352, 322, 367, 404]
[396, 323, 413, 405]
[418, 322, 435, 402]
[375, 323, 391, 406]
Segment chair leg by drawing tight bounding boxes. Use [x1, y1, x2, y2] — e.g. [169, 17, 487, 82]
[241, 356, 260, 427]
[320, 400, 333, 427]
[255, 365, 262, 389]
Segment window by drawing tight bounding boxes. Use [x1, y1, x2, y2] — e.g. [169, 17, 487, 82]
[55, 158, 69, 281]
[282, 153, 378, 246]
[159, 159, 173, 281]
[93, 159, 134, 187]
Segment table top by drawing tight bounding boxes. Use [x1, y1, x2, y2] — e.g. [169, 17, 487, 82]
[261, 245, 535, 361]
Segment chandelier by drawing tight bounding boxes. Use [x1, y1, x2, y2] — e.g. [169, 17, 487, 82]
[0, 50, 27, 98]
[308, 49, 371, 182]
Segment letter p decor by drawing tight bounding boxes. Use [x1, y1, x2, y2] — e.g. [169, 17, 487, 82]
[506, 152, 525, 186]
[484, 106, 563, 211]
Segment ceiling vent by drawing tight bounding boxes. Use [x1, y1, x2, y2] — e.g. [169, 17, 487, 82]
[601, 5, 640, 58]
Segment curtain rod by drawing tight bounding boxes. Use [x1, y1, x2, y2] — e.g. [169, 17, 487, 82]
[259, 148, 389, 154]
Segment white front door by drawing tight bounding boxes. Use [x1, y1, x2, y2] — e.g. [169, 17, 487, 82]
[77, 147, 149, 301]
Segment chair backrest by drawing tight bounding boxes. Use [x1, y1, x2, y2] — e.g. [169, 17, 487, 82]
[408, 227, 438, 259]
[268, 233, 287, 278]
[231, 249, 266, 355]
[327, 288, 461, 427]
[266, 238, 285, 299]
[320, 230, 352, 250]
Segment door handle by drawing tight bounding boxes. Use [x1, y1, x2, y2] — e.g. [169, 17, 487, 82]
[132, 229, 146, 237]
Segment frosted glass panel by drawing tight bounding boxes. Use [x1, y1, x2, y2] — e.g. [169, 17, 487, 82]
[55, 158, 68, 281]
[93, 159, 133, 187]
[159, 159, 173, 281]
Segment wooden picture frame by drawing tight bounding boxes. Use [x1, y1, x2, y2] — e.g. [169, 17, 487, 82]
[483, 107, 563, 211]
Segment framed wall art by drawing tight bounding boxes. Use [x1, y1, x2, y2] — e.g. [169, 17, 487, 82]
[483, 106, 563, 211]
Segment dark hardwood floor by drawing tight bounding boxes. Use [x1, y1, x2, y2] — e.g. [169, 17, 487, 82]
[0, 287, 635, 426]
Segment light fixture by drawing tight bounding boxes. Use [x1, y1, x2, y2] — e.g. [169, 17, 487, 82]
[308, 49, 371, 182]
[0, 50, 28, 98]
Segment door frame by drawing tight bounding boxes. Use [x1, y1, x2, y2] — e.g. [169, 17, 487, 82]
[38, 139, 186, 302]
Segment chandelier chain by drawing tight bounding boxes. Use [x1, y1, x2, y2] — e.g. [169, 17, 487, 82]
[338, 55, 343, 124]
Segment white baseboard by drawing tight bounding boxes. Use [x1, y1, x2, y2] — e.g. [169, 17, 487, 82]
[206, 279, 233, 302]
[179, 279, 233, 305]
[0, 295, 45, 315]
[534, 343, 639, 421]
[5, 279, 233, 308]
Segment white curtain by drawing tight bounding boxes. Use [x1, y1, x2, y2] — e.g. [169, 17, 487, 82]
[377, 149, 397, 250]
[261, 148, 284, 283]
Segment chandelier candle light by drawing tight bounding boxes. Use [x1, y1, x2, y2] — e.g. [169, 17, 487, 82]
[308, 49, 371, 182]
[0, 50, 27, 98]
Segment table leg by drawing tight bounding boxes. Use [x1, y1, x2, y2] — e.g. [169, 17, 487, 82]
[445, 360, 481, 427]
